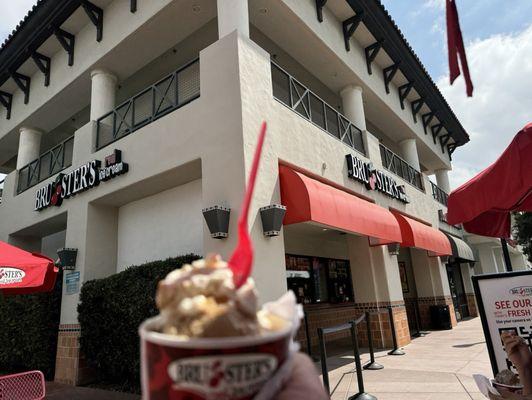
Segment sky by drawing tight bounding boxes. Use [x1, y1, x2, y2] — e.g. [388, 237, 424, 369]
[0, 1, 531, 190]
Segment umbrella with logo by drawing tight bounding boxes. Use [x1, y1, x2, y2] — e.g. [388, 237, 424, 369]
[447, 123, 532, 271]
[0, 241, 59, 295]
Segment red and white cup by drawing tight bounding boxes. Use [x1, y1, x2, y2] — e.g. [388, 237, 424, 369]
[139, 316, 292, 400]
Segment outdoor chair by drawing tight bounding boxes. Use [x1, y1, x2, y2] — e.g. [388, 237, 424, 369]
[0, 371, 45, 400]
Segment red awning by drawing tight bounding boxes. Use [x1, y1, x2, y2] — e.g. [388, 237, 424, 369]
[392, 212, 452, 256]
[0, 241, 59, 295]
[279, 165, 402, 245]
[447, 123, 532, 238]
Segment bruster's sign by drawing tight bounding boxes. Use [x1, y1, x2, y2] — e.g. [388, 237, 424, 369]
[34, 149, 128, 211]
[346, 154, 409, 203]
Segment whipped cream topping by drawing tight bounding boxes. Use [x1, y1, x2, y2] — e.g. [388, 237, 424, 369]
[156, 254, 284, 338]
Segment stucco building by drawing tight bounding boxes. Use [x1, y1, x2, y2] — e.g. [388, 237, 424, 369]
[0, 0, 526, 385]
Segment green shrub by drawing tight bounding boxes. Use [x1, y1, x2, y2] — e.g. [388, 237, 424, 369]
[0, 271, 63, 380]
[78, 254, 200, 392]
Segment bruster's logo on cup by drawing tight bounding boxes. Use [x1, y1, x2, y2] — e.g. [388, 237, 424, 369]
[0, 267, 25, 285]
[167, 354, 277, 398]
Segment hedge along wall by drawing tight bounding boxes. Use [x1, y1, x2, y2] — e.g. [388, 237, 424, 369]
[0, 271, 63, 380]
[78, 254, 200, 392]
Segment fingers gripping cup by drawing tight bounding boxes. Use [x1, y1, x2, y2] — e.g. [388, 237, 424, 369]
[139, 255, 298, 400]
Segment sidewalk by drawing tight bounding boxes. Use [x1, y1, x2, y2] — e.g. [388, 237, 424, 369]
[320, 317, 492, 400]
[46, 382, 140, 399]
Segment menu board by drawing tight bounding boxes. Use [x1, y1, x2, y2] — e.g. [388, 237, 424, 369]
[472, 270, 532, 375]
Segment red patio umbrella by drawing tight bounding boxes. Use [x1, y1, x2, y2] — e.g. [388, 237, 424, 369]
[447, 123, 532, 269]
[0, 241, 59, 295]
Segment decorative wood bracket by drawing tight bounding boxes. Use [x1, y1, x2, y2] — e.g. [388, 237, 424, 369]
[398, 81, 413, 110]
[81, 1, 104, 42]
[447, 143, 458, 159]
[439, 133, 451, 153]
[130, 0, 137, 13]
[383, 62, 400, 94]
[0, 91, 13, 119]
[315, 0, 327, 22]
[11, 72, 31, 104]
[411, 98, 423, 123]
[55, 28, 75, 66]
[421, 111, 435, 134]
[365, 40, 384, 75]
[31, 52, 51, 87]
[342, 13, 363, 51]
[431, 123, 443, 144]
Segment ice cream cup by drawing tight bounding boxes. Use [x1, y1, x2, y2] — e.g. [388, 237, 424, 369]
[139, 316, 293, 400]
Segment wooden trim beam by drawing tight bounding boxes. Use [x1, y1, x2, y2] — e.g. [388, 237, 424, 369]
[315, 0, 327, 22]
[421, 111, 435, 134]
[365, 40, 384, 74]
[11, 72, 31, 104]
[431, 123, 443, 144]
[0, 91, 13, 119]
[398, 81, 414, 110]
[31, 52, 51, 87]
[81, 1, 104, 42]
[383, 62, 400, 94]
[54, 28, 75, 66]
[411, 98, 423, 123]
[343, 13, 364, 51]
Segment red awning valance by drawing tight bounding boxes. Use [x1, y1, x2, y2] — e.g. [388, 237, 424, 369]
[279, 165, 402, 245]
[392, 212, 452, 256]
[0, 241, 58, 295]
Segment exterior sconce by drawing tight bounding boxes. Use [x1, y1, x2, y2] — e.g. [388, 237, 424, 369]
[202, 206, 231, 239]
[56, 248, 78, 270]
[387, 243, 401, 256]
[259, 204, 287, 237]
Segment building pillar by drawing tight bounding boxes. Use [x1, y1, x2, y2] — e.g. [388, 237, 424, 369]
[90, 69, 117, 121]
[217, 0, 249, 38]
[347, 236, 411, 348]
[460, 263, 478, 317]
[435, 168, 451, 193]
[54, 202, 118, 385]
[410, 248, 457, 329]
[399, 138, 420, 170]
[340, 85, 366, 130]
[17, 127, 42, 169]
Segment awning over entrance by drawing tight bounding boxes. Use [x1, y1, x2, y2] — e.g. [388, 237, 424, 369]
[279, 165, 402, 245]
[0, 241, 58, 295]
[444, 234, 475, 262]
[392, 212, 452, 256]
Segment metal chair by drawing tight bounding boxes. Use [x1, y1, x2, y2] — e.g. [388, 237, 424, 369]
[0, 370, 45, 400]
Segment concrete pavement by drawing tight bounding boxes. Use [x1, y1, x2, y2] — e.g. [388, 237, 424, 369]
[45, 382, 140, 399]
[320, 317, 492, 400]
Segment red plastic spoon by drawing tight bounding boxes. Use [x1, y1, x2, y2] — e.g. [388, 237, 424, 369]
[229, 121, 267, 288]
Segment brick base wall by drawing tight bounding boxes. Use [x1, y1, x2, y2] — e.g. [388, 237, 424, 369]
[467, 293, 478, 317]
[54, 324, 93, 385]
[417, 296, 457, 329]
[296, 301, 411, 353]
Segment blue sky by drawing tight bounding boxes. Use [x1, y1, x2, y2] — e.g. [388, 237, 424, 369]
[1, 1, 531, 189]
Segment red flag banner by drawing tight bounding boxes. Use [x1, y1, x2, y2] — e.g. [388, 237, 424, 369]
[446, 0, 473, 97]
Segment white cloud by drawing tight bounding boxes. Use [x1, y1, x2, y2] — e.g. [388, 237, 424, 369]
[0, 1, 38, 42]
[437, 25, 532, 189]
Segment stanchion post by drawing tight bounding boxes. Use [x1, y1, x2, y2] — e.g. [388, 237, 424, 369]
[318, 327, 330, 395]
[348, 321, 377, 400]
[387, 306, 405, 356]
[363, 312, 383, 370]
[413, 299, 425, 337]
[304, 311, 312, 357]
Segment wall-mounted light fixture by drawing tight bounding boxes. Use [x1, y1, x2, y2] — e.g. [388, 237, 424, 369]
[387, 243, 401, 256]
[202, 206, 231, 239]
[259, 204, 286, 237]
[56, 248, 78, 270]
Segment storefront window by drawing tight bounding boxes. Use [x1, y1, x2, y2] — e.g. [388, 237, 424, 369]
[285, 254, 354, 305]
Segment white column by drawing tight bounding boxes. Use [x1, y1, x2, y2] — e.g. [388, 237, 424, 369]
[17, 127, 42, 169]
[217, 0, 249, 38]
[399, 138, 421, 170]
[90, 69, 117, 121]
[340, 85, 366, 130]
[434, 168, 451, 193]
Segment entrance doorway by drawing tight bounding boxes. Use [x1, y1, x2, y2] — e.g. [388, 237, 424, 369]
[446, 261, 469, 321]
